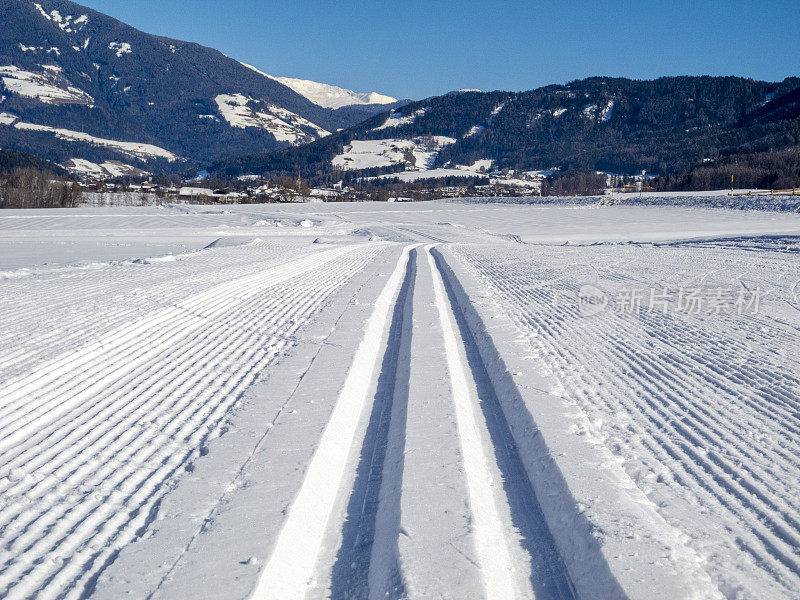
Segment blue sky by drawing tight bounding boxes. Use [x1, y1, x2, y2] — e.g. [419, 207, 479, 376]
[80, 0, 800, 100]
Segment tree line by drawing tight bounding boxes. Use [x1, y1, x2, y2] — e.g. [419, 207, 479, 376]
[654, 148, 800, 191]
[0, 167, 82, 209]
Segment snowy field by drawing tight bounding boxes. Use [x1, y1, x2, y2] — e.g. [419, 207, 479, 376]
[1, 200, 799, 599]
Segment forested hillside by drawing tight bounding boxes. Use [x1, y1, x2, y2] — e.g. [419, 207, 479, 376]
[0, 149, 66, 175]
[0, 0, 401, 171]
[212, 76, 800, 184]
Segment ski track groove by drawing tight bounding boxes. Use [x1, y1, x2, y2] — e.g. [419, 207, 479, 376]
[300, 243, 573, 599]
[250, 244, 415, 600]
[426, 245, 516, 600]
[0, 242, 385, 600]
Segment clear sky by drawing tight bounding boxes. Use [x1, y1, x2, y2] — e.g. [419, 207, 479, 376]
[78, 0, 800, 100]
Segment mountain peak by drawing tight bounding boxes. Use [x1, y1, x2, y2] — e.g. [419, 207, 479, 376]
[240, 63, 396, 110]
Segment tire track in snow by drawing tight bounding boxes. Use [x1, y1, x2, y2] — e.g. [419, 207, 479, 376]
[0, 243, 384, 600]
[249, 244, 416, 600]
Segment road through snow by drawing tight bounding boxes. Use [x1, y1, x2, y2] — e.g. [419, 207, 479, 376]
[1, 201, 799, 599]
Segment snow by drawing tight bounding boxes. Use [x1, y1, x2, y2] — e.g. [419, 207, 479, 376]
[178, 186, 215, 197]
[277, 76, 396, 109]
[372, 108, 426, 130]
[8, 121, 178, 161]
[371, 159, 498, 183]
[601, 100, 614, 121]
[0, 65, 94, 106]
[239, 63, 397, 110]
[64, 157, 105, 177]
[214, 94, 329, 143]
[374, 168, 484, 182]
[427, 247, 516, 599]
[458, 158, 494, 172]
[465, 124, 485, 137]
[108, 42, 132, 57]
[581, 101, 614, 121]
[33, 3, 89, 33]
[333, 136, 454, 171]
[252, 245, 412, 599]
[65, 158, 149, 179]
[0, 112, 17, 125]
[333, 139, 412, 170]
[2, 201, 799, 599]
[372, 157, 495, 181]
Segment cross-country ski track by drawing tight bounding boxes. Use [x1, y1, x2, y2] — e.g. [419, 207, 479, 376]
[2, 201, 800, 599]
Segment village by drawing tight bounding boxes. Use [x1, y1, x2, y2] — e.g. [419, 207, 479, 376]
[71, 165, 665, 205]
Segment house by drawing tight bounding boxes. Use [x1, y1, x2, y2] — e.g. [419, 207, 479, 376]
[178, 186, 215, 200]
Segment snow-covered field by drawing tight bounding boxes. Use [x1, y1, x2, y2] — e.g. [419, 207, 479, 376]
[1, 200, 799, 599]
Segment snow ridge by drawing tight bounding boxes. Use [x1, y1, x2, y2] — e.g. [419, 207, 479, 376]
[8, 121, 177, 161]
[0, 242, 376, 600]
[239, 62, 396, 110]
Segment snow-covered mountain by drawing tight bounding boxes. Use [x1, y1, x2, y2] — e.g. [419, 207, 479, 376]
[0, 0, 402, 173]
[271, 76, 396, 110]
[239, 63, 396, 110]
[213, 76, 800, 184]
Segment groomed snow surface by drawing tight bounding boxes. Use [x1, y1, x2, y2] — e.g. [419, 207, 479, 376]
[1, 201, 799, 599]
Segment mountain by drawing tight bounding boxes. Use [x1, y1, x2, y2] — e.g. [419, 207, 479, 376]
[0, 147, 66, 175]
[210, 76, 800, 185]
[0, 0, 400, 173]
[275, 77, 396, 110]
[239, 64, 397, 110]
